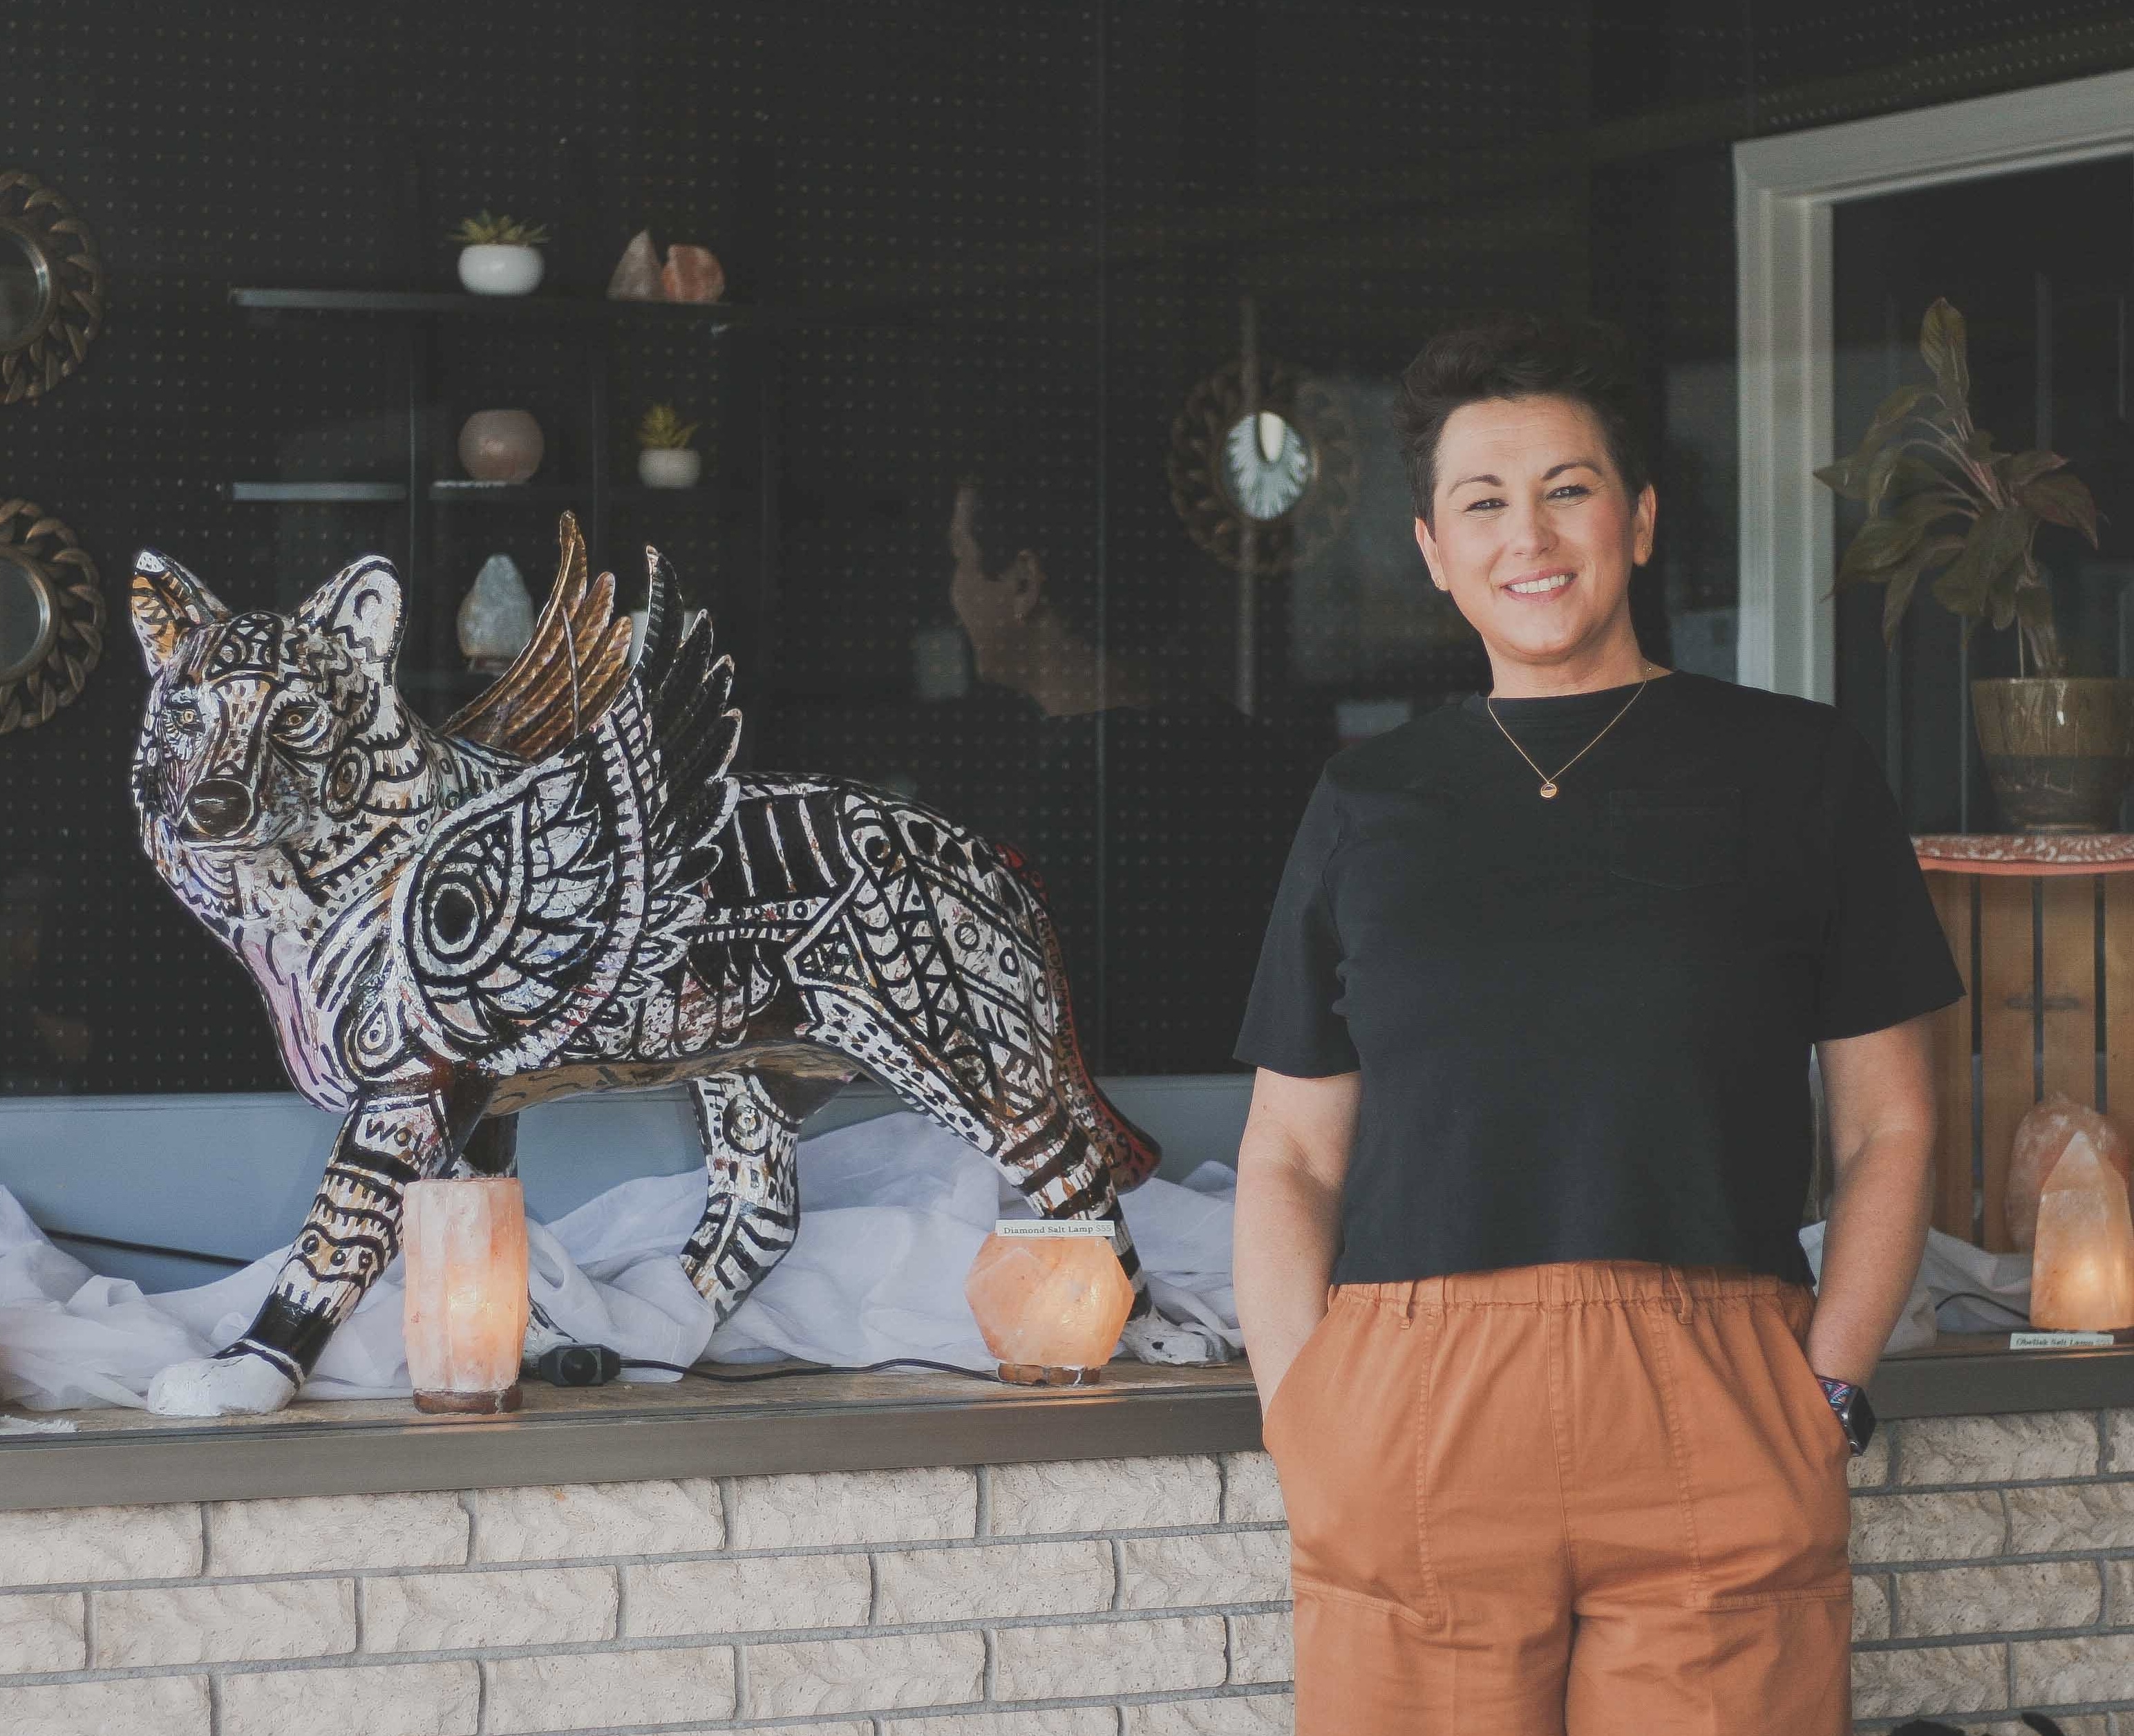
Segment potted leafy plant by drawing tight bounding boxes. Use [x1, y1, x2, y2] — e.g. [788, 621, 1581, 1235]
[451, 211, 551, 296]
[636, 403, 701, 489]
[1816, 297, 2119, 831]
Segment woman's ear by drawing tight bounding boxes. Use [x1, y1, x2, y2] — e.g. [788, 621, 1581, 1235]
[1413, 517, 1447, 591]
[1632, 484, 1658, 567]
[1009, 549, 1047, 622]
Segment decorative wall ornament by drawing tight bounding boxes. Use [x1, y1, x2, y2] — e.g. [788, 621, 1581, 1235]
[0, 498, 103, 734]
[0, 170, 103, 404]
[129, 513, 1188, 1416]
[1168, 357, 1359, 572]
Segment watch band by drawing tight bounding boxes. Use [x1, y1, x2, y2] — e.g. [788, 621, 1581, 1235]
[1816, 1375, 1876, 1456]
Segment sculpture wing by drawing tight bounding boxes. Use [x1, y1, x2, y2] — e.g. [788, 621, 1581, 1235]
[442, 512, 635, 762]
[388, 549, 743, 1072]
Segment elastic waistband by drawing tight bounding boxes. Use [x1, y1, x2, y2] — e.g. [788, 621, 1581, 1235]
[1339, 1260, 1807, 1312]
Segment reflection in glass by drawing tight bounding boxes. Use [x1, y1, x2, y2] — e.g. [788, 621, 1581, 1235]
[1222, 411, 1312, 521]
[0, 554, 53, 682]
[0, 227, 48, 350]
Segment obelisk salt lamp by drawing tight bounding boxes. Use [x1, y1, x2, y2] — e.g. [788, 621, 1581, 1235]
[964, 1220, 1135, 1386]
[402, 1178, 531, 1414]
[2030, 1131, 2134, 1332]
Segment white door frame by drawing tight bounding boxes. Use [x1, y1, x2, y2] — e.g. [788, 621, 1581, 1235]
[1734, 66, 2134, 701]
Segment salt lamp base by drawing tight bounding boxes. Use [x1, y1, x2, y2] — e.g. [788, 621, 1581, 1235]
[997, 1363, 1104, 1388]
[413, 1383, 524, 1415]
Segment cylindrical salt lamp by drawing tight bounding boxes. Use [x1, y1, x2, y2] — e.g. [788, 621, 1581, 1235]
[402, 1178, 531, 1414]
[964, 1220, 1135, 1386]
[2030, 1131, 2134, 1332]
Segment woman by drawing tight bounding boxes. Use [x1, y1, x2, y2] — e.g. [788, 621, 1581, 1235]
[1232, 314, 1961, 1735]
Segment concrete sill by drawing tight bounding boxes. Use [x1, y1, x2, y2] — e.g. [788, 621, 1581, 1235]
[6, 1339, 2131, 1514]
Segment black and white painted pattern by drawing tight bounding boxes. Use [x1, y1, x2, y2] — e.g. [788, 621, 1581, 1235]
[129, 540, 1180, 1415]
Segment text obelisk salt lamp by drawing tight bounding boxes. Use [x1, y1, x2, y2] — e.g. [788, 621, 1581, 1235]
[964, 1220, 1135, 1386]
[402, 1178, 531, 1414]
[2030, 1130, 2134, 1332]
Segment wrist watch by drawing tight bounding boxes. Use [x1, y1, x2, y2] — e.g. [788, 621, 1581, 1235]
[1816, 1375, 1876, 1456]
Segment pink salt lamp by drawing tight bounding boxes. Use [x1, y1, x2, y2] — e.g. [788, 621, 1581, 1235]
[402, 1178, 531, 1414]
[661, 244, 725, 303]
[965, 1223, 1135, 1386]
[2030, 1131, 2134, 1332]
[2007, 1092, 2131, 1251]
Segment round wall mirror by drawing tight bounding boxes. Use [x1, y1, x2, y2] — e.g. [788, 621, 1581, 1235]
[0, 549, 55, 682]
[1169, 359, 1359, 572]
[0, 501, 102, 733]
[0, 172, 102, 404]
[0, 227, 50, 352]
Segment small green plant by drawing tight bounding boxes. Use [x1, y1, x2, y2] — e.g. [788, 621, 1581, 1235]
[636, 404, 699, 451]
[448, 211, 551, 247]
[1815, 296, 2099, 677]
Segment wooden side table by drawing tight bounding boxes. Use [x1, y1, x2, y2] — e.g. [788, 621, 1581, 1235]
[1913, 834, 2134, 1250]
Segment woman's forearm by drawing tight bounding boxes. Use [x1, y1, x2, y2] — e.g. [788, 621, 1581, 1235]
[1234, 1147, 1345, 1413]
[1806, 1126, 1935, 1386]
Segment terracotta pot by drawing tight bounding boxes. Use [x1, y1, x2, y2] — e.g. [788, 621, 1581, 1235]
[457, 244, 544, 296]
[638, 448, 701, 489]
[1972, 677, 2134, 833]
[457, 409, 544, 484]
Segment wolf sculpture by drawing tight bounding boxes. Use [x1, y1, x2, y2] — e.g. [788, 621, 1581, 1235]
[130, 516, 1198, 1416]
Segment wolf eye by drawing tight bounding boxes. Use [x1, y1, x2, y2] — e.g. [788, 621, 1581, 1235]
[272, 701, 321, 738]
[162, 699, 202, 735]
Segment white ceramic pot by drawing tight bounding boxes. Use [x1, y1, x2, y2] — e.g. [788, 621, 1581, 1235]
[639, 448, 702, 489]
[457, 245, 545, 296]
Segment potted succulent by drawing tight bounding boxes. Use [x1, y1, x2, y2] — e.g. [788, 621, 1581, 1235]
[1817, 297, 2117, 831]
[636, 404, 701, 489]
[451, 211, 551, 296]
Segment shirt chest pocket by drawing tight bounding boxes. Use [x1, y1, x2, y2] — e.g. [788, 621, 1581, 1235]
[1606, 786, 1746, 889]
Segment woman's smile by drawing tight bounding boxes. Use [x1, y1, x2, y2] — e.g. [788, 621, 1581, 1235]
[1504, 566, 1577, 599]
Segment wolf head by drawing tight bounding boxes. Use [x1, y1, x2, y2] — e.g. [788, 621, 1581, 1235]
[129, 551, 408, 856]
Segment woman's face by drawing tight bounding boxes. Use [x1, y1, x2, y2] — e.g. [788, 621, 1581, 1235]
[1415, 394, 1655, 673]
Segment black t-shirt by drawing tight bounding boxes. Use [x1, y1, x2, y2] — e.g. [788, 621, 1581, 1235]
[1233, 670, 1965, 1288]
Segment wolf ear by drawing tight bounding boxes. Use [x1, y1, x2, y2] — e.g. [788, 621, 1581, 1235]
[131, 551, 232, 674]
[296, 556, 404, 668]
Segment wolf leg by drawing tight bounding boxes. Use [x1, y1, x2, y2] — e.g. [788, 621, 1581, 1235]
[149, 1075, 491, 1417]
[680, 1070, 847, 1323]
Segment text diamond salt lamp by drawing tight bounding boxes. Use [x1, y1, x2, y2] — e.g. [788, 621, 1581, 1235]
[965, 1219, 1137, 1386]
[2030, 1130, 2134, 1333]
[402, 1178, 531, 1414]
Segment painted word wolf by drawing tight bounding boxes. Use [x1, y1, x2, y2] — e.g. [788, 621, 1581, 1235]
[130, 516, 1196, 1415]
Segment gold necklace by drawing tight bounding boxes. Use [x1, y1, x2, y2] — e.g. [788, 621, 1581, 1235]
[1485, 662, 1658, 799]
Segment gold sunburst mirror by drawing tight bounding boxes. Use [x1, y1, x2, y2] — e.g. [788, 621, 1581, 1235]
[1168, 358, 1359, 572]
[0, 500, 103, 733]
[0, 171, 104, 404]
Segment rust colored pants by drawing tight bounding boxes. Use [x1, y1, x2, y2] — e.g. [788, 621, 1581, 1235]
[1262, 1261, 1852, 1735]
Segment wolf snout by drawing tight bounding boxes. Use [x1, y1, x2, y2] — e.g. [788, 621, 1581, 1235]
[182, 778, 256, 839]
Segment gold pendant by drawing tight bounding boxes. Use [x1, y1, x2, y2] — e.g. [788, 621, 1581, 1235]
[1539, 781, 1558, 799]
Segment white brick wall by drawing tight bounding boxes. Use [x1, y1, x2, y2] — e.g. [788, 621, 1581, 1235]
[0, 1454, 1289, 1735]
[9, 1419, 2133, 1734]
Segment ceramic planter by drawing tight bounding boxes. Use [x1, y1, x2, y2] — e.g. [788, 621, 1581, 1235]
[457, 409, 544, 483]
[457, 244, 545, 296]
[1972, 677, 2134, 832]
[639, 448, 701, 489]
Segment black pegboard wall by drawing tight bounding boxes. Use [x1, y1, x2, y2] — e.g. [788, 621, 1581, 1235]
[7, 0, 2130, 1094]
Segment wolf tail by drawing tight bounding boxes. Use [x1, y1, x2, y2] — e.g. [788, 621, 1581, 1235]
[997, 842, 1163, 1190]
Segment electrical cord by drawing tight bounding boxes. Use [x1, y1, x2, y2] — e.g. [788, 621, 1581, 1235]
[620, 1355, 998, 1385]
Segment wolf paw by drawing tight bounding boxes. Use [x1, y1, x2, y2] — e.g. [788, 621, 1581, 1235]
[147, 1350, 298, 1417]
[1119, 1312, 1231, 1367]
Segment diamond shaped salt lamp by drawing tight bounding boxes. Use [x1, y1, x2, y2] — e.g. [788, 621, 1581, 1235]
[965, 1222, 1135, 1386]
[2031, 1130, 2134, 1332]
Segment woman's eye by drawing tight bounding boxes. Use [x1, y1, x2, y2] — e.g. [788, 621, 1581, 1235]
[1549, 483, 1592, 500]
[1462, 497, 1504, 513]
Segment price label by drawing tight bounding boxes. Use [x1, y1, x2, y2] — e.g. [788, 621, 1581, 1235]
[2009, 1330, 2117, 1350]
[992, 1219, 1115, 1241]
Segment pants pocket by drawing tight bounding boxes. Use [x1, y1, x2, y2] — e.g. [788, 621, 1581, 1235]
[1270, 1296, 1445, 1626]
[1663, 1291, 1852, 1609]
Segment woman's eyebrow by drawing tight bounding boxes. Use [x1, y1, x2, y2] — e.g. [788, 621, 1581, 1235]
[1449, 457, 1603, 492]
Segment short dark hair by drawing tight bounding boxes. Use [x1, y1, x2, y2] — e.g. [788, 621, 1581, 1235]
[958, 471, 1097, 641]
[1390, 313, 1651, 524]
